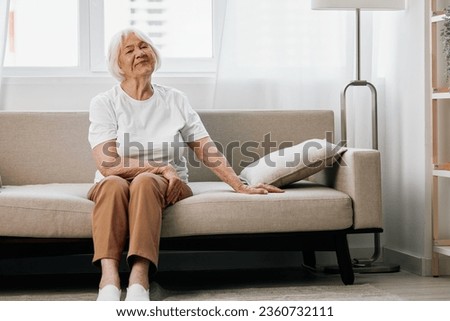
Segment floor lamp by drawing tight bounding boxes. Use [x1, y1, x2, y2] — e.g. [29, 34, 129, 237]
[311, 0, 406, 273]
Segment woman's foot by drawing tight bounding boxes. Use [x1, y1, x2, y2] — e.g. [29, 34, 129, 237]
[125, 284, 150, 301]
[97, 258, 121, 301]
[97, 284, 122, 301]
[126, 256, 151, 301]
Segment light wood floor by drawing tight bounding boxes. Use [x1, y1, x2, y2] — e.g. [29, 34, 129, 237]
[341, 270, 450, 300]
[0, 268, 449, 301]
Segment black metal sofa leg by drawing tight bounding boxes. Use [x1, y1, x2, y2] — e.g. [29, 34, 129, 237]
[335, 234, 355, 285]
[302, 251, 316, 269]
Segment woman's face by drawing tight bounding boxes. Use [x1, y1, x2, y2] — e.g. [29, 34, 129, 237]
[118, 33, 157, 80]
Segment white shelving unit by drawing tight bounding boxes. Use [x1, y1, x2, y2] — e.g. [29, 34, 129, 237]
[432, 91, 450, 99]
[434, 245, 450, 256]
[433, 169, 450, 178]
[432, 12, 446, 23]
[430, 0, 450, 276]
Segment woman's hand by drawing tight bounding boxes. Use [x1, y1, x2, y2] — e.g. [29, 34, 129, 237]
[160, 165, 184, 205]
[188, 137, 285, 196]
[235, 183, 284, 195]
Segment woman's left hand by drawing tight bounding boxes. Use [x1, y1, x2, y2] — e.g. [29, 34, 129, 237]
[160, 165, 184, 204]
[235, 183, 284, 195]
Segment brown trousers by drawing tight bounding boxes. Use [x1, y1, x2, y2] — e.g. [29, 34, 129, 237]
[87, 173, 193, 274]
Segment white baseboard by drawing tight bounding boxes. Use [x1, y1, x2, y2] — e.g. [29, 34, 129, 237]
[383, 247, 450, 276]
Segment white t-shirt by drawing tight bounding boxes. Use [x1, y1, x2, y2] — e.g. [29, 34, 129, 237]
[88, 84, 209, 183]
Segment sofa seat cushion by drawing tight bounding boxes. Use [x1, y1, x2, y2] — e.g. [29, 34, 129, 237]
[0, 184, 94, 238]
[161, 181, 353, 238]
[0, 181, 353, 239]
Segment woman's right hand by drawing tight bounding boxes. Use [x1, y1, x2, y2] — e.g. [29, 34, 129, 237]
[235, 183, 284, 195]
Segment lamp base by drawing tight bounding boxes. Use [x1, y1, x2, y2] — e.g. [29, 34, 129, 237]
[322, 263, 400, 274]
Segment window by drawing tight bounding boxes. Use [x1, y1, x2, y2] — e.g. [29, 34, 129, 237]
[104, 0, 212, 58]
[92, 0, 216, 72]
[3, 0, 221, 75]
[4, 0, 79, 67]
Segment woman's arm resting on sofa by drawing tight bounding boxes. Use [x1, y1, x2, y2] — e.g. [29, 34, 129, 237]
[187, 137, 284, 195]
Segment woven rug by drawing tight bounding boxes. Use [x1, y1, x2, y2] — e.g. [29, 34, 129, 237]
[0, 283, 401, 301]
[155, 283, 401, 301]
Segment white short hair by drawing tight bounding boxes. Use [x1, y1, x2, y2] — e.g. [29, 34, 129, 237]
[107, 27, 162, 81]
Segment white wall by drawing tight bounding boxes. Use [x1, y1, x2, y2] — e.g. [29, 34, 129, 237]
[373, 0, 448, 275]
[381, 3, 428, 266]
[0, 76, 216, 111]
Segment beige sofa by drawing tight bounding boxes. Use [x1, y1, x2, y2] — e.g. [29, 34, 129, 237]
[0, 110, 382, 285]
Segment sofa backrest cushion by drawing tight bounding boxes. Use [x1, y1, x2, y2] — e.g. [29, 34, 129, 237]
[0, 112, 96, 185]
[0, 110, 334, 185]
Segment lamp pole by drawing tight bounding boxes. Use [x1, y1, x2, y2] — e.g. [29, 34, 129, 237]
[356, 8, 361, 81]
[338, 8, 399, 274]
[340, 8, 378, 150]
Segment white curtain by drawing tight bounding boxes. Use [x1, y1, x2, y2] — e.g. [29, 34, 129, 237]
[213, 0, 376, 146]
[0, 0, 11, 108]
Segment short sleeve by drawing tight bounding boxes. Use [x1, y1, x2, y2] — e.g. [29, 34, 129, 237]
[88, 95, 118, 149]
[179, 94, 209, 142]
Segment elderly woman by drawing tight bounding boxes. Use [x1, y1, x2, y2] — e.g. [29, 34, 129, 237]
[87, 27, 283, 301]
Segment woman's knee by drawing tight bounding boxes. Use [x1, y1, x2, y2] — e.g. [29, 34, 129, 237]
[130, 173, 164, 191]
[98, 175, 130, 198]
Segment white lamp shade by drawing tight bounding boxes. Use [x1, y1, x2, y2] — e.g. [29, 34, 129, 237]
[312, 0, 406, 10]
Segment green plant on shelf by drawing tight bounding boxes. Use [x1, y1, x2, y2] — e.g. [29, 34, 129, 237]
[441, 6, 450, 82]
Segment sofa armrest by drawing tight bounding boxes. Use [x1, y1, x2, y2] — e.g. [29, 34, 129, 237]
[310, 148, 382, 230]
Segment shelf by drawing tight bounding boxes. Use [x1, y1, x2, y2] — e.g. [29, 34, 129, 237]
[434, 245, 450, 256]
[431, 12, 446, 23]
[432, 88, 450, 99]
[433, 163, 450, 177]
[434, 162, 450, 170]
[433, 169, 450, 178]
[432, 92, 450, 99]
[434, 239, 450, 246]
